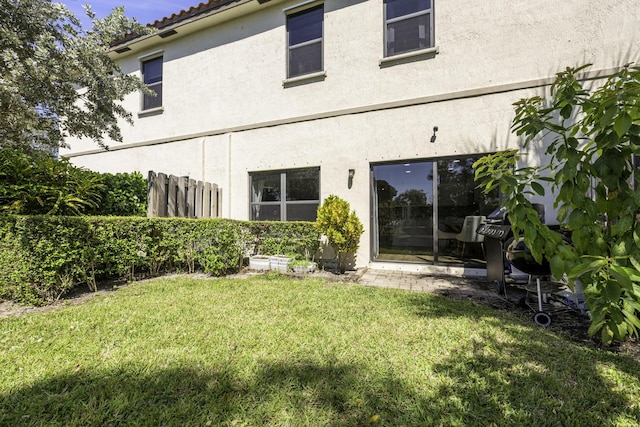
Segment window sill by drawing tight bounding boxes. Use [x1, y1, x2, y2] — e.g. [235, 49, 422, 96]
[379, 46, 439, 68]
[138, 107, 164, 118]
[283, 71, 326, 88]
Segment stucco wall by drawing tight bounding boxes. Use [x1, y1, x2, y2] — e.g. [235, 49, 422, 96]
[62, 0, 640, 268]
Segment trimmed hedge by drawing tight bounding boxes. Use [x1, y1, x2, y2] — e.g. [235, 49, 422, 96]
[88, 172, 148, 216]
[0, 216, 319, 306]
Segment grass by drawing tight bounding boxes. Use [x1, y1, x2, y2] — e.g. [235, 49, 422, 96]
[1, 273, 639, 426]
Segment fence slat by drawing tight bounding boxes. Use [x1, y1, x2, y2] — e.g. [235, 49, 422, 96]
[213, 185, 220, 218]
[177, 176, 187, 217]
[202, 182, 211, 218]
[167, 175, 178, 217]
[195, 181, 204, 218]
[147, 171, 158, 217]
[147, 171, 221, 218]
[187, 179, 196, 218]
[157, 172, 168, 217]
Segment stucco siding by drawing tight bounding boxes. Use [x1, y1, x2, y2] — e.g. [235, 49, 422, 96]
[62, 0, 639, 268]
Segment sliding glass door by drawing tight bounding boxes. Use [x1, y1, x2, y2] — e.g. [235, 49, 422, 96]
[372, 156, 498, 265]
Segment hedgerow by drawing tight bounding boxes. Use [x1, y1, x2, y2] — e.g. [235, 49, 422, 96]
[0, 216, 319, 306]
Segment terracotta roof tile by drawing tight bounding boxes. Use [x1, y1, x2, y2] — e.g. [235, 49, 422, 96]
[150, 0, 236, 29]
[111, 0, 241, 48]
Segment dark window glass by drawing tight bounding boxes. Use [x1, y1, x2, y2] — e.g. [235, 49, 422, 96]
[287, 203, 320, 221]
[143, 57, 163, 84]
[287, 5, 323, 78]
[252, 205, 281, 221]
[287, 168, 320, 201]
[289, 43, 323, 78]
[384, 0, 433, 57]
[250, 168, 320, 221]
[288, 6, 323, 45]
[142, 56, 163, 110]
[251, 172, 281, 202]
[387, 15, 430, 56]
[143, 83, 162, 110]
[386, 0, 430, 20]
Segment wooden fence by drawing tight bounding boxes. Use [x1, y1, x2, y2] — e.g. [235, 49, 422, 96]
[147, 171, 222, 218]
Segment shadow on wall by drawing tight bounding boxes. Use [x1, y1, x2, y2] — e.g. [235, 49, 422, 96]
[119, 0, 370, 73]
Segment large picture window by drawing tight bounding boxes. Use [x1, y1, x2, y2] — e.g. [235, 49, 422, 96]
[250, 167, 320, 221]
[384, 0, 433, 57]
[142, 56, 163, 110]
[287, 5, 323, 78]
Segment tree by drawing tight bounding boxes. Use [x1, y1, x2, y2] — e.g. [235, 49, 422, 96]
[316, 195, 364, 273]
[0, 0, 153, 151]
[474, 64, 640, 344]
[394, 189, 428, 207]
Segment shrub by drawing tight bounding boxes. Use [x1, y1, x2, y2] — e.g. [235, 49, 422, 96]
[0, 148, 103, 215]
[89, 172, 147, 216]
[0, 148, 147, 217]
[316, 195, 364, 273]
[247, 221, 320, 259]
[0, 216, 320, 305]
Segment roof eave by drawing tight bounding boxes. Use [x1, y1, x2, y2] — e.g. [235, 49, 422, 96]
[109, 0, 264, 57]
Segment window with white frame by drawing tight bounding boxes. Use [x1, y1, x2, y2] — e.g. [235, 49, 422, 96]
[250, 167, 320, 221]
[141, 56, 163, 110]
[286, 4, 324, 78]
[384, 0, 434, 57]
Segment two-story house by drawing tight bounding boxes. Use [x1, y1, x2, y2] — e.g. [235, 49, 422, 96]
[62, 0, 639, 274]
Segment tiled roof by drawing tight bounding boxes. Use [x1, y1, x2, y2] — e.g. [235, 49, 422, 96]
[110, 0, 241, 48]
[150, 0, 237, 29]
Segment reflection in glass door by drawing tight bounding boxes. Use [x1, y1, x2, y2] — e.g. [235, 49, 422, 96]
[373, 162, 434, 262]
[372, 156, 498, 265]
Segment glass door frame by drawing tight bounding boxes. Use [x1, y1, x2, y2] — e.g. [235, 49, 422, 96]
[370, 155, 496, 266]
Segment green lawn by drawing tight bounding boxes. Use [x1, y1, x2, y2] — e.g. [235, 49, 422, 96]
[1, 274, 639, 426]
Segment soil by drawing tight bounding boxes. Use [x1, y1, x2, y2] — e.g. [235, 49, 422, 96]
[1, 269, 638, 363]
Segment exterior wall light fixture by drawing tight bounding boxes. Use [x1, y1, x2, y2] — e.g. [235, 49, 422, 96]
[430, 126, 438, 143]
[348, 169, 355, 189]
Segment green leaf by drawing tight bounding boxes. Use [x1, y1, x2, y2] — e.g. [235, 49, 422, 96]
[610, 264, 632, 291]
[614, 112, 632, 137]
[600, 325, 614, 344]
[530, 181, 545, 196]
[560, 104, 573, 119]
[557, 204, 569, 222]
[568, 258, 605, 278]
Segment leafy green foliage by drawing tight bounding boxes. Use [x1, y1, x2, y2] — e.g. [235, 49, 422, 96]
[0, 217, 322, 305]
[0, 0, 153, 150]
[247, 221, 320, 259]
[0, 148, 147, 216]
[316, 195, 364, 273]
[88, 172, 147, 216]
[474, 64, 640, 344]
[0, 148, 103, 215]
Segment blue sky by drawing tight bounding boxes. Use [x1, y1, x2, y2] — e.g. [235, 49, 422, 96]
[60, 0, 197, 27]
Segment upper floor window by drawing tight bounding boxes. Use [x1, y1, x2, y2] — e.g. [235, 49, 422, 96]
[250, 167, 320, 221]
[384, 0, 433, 57]
[286, 5, 324, 78]
[142, 56, 163, 111]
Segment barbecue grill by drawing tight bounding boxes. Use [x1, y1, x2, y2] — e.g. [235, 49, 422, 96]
[476, 207, 512, 294]
[506, 237, 555, 327]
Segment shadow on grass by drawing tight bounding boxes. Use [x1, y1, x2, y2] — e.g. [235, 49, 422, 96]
[1, 359, 415, 426]
[403, 292, 640, 425]
[3, 290, 639, 426]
